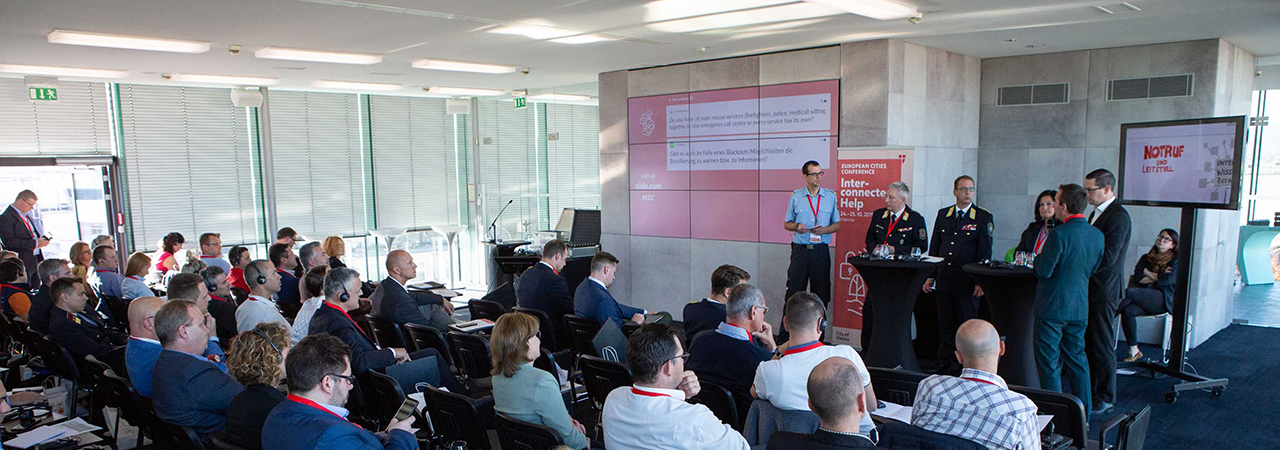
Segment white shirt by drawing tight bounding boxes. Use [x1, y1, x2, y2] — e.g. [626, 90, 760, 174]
[603, 385, 748, 450]
[236, 295, 289, 333]
[1091, 196, 1116, 224]
[954, 204, 971, 218]
[752, 343, 875, 434]
[290, 296, 325, 344]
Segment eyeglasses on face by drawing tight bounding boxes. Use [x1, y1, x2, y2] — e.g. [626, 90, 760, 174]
[954, 187, 976, 193]
[806, 171, 825, 177]
[667, 353, 691, 364]
[327, 373, 356, 384]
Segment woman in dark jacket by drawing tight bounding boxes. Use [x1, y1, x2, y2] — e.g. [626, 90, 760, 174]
[1015, 190, 1062, 255]
[1118, 228, 1178, 362]
[224, 322, 290, 450]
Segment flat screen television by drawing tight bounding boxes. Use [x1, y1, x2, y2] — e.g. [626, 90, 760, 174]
[1117, 115, 1246, 210]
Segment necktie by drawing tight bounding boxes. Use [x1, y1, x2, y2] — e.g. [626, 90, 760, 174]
[1088, 211, 1096, 223]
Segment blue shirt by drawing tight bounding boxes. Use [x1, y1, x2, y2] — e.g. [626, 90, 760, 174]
[784, 187, 840, 245]
[126, 336, 226, 397]
[88, 267, 123, 299]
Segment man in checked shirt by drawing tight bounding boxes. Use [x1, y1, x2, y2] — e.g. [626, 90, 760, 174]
[911, 319, 1041, 450]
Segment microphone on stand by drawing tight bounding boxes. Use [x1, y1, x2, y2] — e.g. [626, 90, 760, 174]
[489, 199, 514, 242]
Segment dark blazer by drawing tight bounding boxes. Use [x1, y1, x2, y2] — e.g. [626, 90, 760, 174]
[1014, 219, 1062, 254]
[0, 205, 42, 288]
[152, 349, 245, 438]
[1129, 255, 1178, 312]
[516, 262, 574, 323]
[309, 302, 396, 374]
[929, 205, 994, 292]
[262, 397, 417, 450]
[224, 383, 287, 450]
[682, 298, 726, 343]
[48, 307, 126, 366]
[767, 428, 876, 450]
[1089, 202, 1131, 305]
[276, 269, 301, 308]
[864, 206, 928, 256]
[370, 277, 442, 327]
[27, 288, 53, 334]
[328, 256, 347, 269]
[573, 279, 643, 328]
[208, 295, 240, 344]
[686, 328, 773, 424]
[1033, 217, 1104, 322]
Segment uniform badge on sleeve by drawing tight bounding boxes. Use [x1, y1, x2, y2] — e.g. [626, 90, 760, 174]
[987, 222, 994, 237]
[919, 229, 927, 240]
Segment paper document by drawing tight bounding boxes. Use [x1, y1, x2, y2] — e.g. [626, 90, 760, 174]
[430, 288, 460, 298]
[7, 426, 65, 448]
[870, 401, 914, 424]
[1037, 415, 1054, 432]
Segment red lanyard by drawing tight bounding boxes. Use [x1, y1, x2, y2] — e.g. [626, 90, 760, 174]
[884, 212, 903, 244]
[95, 269, 114, 274]
[1065, 214, 1085, 221]
[631, 387, 673, 398]
[128, 275, 143, 281]
[16, 212, 34, 237]
[210, 295, 229, 303]
[1, 284, 24, 292]
[961, 377, 996, 386]
[806, 193, 822, 225]
[323, 301, 364, 334]
[287, 394, 360, 428]
[725, 323, 754, 343]
[1034, 224, 1048, 254]
[782, 341, 823, 356]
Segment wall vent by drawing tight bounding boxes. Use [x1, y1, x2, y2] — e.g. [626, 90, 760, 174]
[997, 83, 1070, 106]
[1107, 74, 1193, 101]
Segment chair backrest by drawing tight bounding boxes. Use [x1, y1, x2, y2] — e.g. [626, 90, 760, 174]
[578, 355, 632, 408]
[39, 336, 81, 382]
[229, 287, 249, 304]
[138, 395, 206, 449]
[367, 316, 406, 348]
[495, 413, 565, 450]
[1010, 384, 1087, 447]
[621, 322, 641, 338]
[691, 380, 740, 431]
[1120, 405, 1152, 450]
[210, 431, 255, 450]
[481, 281, 517, 312]
[402, 322, 454, 367]
[468, 299, 506, 322]
[562, 314, 601, 359]
[448, 331, 494, 380]
[877, 420, 989, 450]
[362, 370, 408, 424]
[868, 367, 930, 407]
[424, 385, 493, 450]
[512, 306, 563, 351]
[101, 371, 152, 439]
[743, 399, 820, 447]
[99, 295, 130, 332]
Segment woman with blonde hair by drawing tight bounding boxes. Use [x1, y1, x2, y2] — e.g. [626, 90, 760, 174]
[490, 312, 589, 449]
[224, 322, 291, 450]
[121, 252, 152, 300]
[321, 236, 347, 269]
[68, 242, 92, 283]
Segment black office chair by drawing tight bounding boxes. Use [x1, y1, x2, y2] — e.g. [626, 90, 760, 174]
[1010, 384, 1088, 447]
[363, 370, 409, 424]
[578, 354, 632, 438]
[97, 295, 130, 333]
[424, 385, 495, 450]
[229, 287, 250, 304]
[449, 331, 494, 382]
[495, 413, 565, 450]
[210, 431, 254, 450]
[691, 380, 740, 431]
[1098, 405, 1152, 450]
[469, 299, 506, 322]
[138, 395, 207, 450]
[403, 322, 455, 368]
[562, 314, 601, 359]
[99, 371, 149, 449]
[481, 281, 518, 312]
[368, 316, 407, 348]
[621, 322, 642, 338]
[876, 421, 988, 450]
[512, 307, 565, 352]
[38, 336, 83, 409]
[868, 367, 930, 406]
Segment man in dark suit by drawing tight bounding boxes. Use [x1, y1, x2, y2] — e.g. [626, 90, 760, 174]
[27, 258, 70, 332]
[1083, 169, 1131, 414]
[151, 299, 244, 441]
[1032, 184, 1104, 418]
[575, 252, 645, 327]
[369, 250, 453, 332]
[46, 277, 127, 372]
[683, 265, 750, 343]
[687, 284, 777, 424]
[263, 334, 418, 450]
[864, 181, 927, 256]
[269, 243, 302, 319]
[767, 357, 878, 449]
[925, 176, 994, 368]
[0, 190, 47, 290]
[516, 239, 574, 325]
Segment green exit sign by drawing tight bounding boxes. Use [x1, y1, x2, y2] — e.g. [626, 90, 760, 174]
[29, 87, 58, 101]
[513, 97, 526, 109]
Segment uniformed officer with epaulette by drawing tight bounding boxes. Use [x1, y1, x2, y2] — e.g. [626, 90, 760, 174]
[784, 160, 841, 306]
[46, 277, 127, 371]
[864, 181, 928, 256]
[924, 175, 993, 368]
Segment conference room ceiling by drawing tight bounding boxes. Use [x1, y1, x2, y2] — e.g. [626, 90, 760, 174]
[0, 0, 1277, 95]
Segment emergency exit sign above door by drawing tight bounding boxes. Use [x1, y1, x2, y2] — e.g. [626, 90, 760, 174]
[29, 87, 58, 101]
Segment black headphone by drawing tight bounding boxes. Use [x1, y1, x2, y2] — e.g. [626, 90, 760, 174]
[247, 263, 267, 286]
[251, 328, 281, 356]
[204, 275, 218, 294]
[783, 293, 827, 335]
[340, 287, 351, 304]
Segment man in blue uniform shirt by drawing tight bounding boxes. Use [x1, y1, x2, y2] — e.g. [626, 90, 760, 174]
[683, 264, 751, 344]
[783, 161, 841, 305]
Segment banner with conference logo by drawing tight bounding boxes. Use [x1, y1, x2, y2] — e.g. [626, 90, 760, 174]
[830, 148, 914, 348]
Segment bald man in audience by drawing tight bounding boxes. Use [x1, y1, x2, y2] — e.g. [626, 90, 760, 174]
[370, 250, 453, 332]
[911, 319, 1040, 450]
[767, 357, 878, 449]
[125, 297, 226, 396]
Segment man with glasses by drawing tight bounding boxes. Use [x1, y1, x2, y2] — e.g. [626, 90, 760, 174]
[1083, 168, 1131, 415]
[151, 299, 244, 442]
[784, 161, 842, 306]
[263, 334, 418, 450]
[864, 181, 927, 257]
[198, 233, 231, 272]
[603, 323, 747, 450]
[925, 175, 994, 374]
[1, 190, 48, 289]
[687, 284, 778, 425]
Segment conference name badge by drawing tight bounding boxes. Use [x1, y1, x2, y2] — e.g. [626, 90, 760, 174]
[809, 233, 822, 243]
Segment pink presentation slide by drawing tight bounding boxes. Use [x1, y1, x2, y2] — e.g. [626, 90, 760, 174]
[691, 191, 759, 241]
[631, 191, 691, 238]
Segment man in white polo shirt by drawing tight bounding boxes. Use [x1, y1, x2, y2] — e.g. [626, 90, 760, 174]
[753, 292, 878, 434]
[603, 323, 748, 450]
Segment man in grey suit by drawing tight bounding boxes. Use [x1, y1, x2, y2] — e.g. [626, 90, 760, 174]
[1083, 168, 1131, 414]
[370, 250, 454, 332]
[1032, 183, 1104, 418]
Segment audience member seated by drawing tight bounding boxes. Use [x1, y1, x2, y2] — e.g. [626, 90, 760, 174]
[603, 323, 747, 450]
[91, 234, 115, 250]
[225, 322, 291, 450]
[275, 227, 307, 278]
[753, 292, 876, 434]
[179, 250, 207, 275]
[684, 265, 750, 343]
[1119, 228, 1178, 363]
[169, 272, 224, 338]
[47, 277, 127, 371]
[121, 252, 152, 300]
[269, 243, 302, 318]
[311, 267, 463, 393]
[766, 358, 879, 450]
[236, 260, 290, 333]
[370, 250, 453, 332]
[262, 334, 418, 450]
[88, 245, 123, 300]
[912, 319, 1039, 450]
[299, 241, 329, 273]
[687, 283, 777, 422]
[1, 259, 32, 318]
[152, 232, 185, 278]
[125, 297, 226, 397]
[227, 246, 253, 293]
[574, 252, 645, 328]
[490, 312, 590, 450]
[69, 241, 93, 291]
[28, 258, 71, 332]
[292, 266, 329, 345]
[202, 266, 240, 344]
[152, 299, 244, 440]
[516, 239, 574, 326]
[198, 233, 231, 272]
[322, 236, 348, 269]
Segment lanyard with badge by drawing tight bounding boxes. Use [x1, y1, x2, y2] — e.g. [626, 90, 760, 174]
[806, 193, 823, 243]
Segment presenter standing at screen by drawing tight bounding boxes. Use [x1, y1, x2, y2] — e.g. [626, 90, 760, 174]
[784, 161, 841, 306]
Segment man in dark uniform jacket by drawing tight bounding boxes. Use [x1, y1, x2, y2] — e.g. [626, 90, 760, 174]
[925, 176, 993, 367]
[863, 181, 927, 256]
[1083, 169, 1131, 414]
[516, 239, 574, 339]
[0, 191, 47, 290]
[683, 264, 750, 343]
[28, 259, 71, 333]
[46, 277, 127, 372]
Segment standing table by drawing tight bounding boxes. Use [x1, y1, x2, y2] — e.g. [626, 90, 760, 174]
[849, 257, 939, 371]
[963, 262, 1040, 388]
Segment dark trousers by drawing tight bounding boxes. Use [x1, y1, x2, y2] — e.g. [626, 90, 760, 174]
[1119, 288, 1168, 349]
[1034, 318, 1090, 418]
[385, 348, 464, 394]
[936, 290, 980, 360]
[785, 244, 832, 304]
[1085, 301, 1118, 405]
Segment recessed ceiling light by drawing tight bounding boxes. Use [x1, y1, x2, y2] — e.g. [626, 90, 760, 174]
[254, 47, 382, 65]
[488, 25, 576, 40]
[0, 63, 129, 78]
[649, 3, 842, 33]
[428, 86, 506, 96]
[643, 0, 793, 22]
[47, 30, 210, 53]
[549, 34, 615, 44]
[411, 59, 518, 74]
[800, 0, 917, 20]
[528, 93, 593, 102]
[312, 80, 402, 91]
[165, 73, 280, 86]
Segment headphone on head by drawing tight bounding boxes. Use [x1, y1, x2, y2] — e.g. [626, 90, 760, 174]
[340, 287, 351, 303]
[204, 276, 218, 294]
[247, 263, 267, 286]
[783, 293, 827, 335]
[251, 328, 281, 356]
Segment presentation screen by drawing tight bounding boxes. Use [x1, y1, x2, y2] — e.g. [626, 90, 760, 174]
[1118, 116, 1245, 210]
[627, 79, 839, 243]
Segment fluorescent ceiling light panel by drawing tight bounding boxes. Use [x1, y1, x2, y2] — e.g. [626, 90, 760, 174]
[166, 73, 280, 86]
[428, 86, 506, 96]
[411, 59, 518, 74]
[800, 0, 917, 20]
[643, 0, 793, 22]
[0, 63, 128, 78]
[47, 30, 210, 53]
[487, 25, 575, 40]
[528, 93, 592, 101]
[549, 34, 615, 44]
[649, 3, 842, 33]
[312, 80, 402, 91]
[254, 47, 382, 65]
